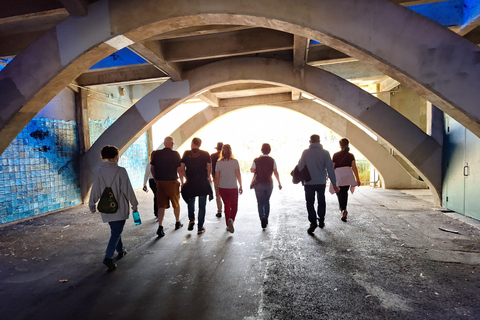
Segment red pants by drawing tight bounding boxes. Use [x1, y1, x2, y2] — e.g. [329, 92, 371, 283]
[219, 188, 238, 225]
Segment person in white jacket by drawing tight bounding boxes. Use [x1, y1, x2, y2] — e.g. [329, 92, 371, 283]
[331, 138, 361, 222]
[143, 150, 158, 218]
[89, 145, 138, 271]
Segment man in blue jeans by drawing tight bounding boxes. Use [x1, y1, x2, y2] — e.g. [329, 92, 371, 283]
[180, 137, 212, 234]
[297, 134, 339, 235]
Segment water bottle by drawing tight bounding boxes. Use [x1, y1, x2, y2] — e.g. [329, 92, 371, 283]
[132, 211, 142, 225]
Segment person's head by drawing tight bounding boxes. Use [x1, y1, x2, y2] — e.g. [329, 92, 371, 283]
[150, 150, 156, 161]
[339, 138, 350, 152]
[261, 143, 271, 155]
[164, 136, 174, 149]
[191, 137, 202, 149]
[101, 145, 119, 161]
[215, 142, 223, 152]
[219, 144, 234, 161]
[310, 134, 320, 144]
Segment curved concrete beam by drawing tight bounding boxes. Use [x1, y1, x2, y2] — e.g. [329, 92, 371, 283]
[82, 58, 440, 204]
[168, 101, 426, 190]
[1, 0, 480, 155]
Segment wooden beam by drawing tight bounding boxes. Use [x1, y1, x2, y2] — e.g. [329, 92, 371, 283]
[162, 28, 293, 62]
[218, 92, 292, 108]
[129, 42, 183, 81]
[293, 35, 308, 70]
[307, 44, 354, 66]
[76, 64, 169, 86]
[59, 0, 89, 16]
[198, 91, 219, 107]
[148, 25, 253, 41]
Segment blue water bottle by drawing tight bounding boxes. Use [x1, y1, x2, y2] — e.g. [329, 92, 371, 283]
[132, 211, 142, 225]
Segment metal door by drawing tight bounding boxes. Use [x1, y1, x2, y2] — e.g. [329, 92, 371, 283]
[442, 116, 465, 214]
[464, 129, 480, 220]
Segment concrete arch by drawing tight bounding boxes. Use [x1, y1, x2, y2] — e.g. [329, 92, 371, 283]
[82, 58, 441, 204]
[1, 0, 480, 155]
[167, 101, 427, 190]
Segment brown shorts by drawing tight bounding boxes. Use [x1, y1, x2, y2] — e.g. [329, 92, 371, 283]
[156, 180, 180, 209]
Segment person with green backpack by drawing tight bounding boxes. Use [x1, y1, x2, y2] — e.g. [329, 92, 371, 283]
[89, 145, 138, 271]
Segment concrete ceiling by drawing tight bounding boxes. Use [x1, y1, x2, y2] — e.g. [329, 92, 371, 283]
[1, 0, 479, 107]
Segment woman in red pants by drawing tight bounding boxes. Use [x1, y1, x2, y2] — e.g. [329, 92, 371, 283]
[214, 144, 243, 233]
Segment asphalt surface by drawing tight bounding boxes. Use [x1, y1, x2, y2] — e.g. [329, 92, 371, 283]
[1, 180, 479, 320]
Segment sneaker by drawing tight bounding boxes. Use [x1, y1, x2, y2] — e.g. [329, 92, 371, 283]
[197, 227, 206, 234]
[318, 219, 325, 229]
[307, 223, 317, 235]
[175, 221, 183, 230]
[117, 250, 127, 260]
[216, 212, 222, 218]
[188, 220, 195, 231]
[261, 217, 267, 229]
[103, 258, 117, 271]
[157, 226, 165, 238]
[227, 219, 235, 233]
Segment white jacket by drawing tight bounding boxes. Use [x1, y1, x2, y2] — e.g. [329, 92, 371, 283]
[89, 161, 138, 223]
[329, 166, 357, 194]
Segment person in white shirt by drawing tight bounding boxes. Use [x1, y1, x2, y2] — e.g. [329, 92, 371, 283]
[143, 150, 158, 218]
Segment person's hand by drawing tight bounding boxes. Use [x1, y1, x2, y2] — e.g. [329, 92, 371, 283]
[143, 185, 148, 192]
[239, 186, 243, 195]
[89, 206, 96, 214]
[357, 181, 361, 187]
[215, 188, 220, 196]
[278, 183, 282, 190]
[333, 185, 340, 193]
[132, 207, 138, 212]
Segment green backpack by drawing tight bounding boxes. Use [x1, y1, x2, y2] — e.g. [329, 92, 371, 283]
[97, 168, 120, 214]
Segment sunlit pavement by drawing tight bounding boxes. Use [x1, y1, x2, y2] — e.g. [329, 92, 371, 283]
[1, 182, 480, 320]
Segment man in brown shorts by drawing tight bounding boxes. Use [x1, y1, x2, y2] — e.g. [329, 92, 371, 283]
[150, 136, 183, 237]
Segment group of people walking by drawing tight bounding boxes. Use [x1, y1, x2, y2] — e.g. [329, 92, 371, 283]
[89, 134, 361, 271]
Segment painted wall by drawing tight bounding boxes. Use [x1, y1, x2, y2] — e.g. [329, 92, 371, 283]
[0, 88, 81, 224]
[0, 87, 149, 225]
[86, 84, 149, 191]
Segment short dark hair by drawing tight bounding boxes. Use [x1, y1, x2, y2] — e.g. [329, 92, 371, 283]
[192, 137, 202, 147]
[261, 143, 271, 155]
[101, 145, 119, 159]
[339, 138, 350, 152]
[310, 134, 320, 143]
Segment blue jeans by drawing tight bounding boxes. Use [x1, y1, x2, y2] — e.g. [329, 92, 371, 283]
[187, 195, 207, 230]
[106, 220, 126, 259]
[304, 184, 326, 225]
[255, 182, 273, 221]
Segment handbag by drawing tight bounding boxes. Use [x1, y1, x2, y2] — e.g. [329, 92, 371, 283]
[97, 168, 120, 214]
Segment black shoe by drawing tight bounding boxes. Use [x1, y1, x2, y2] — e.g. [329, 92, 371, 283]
[216, 212, 222, 218]
[318, 220, 325, 228]
[117, 250, 127, 260]
[175, 221, 183, 230]
[103, 258, 117, 271]
[188, 220, 195, 231]
[261, 218, 267, 229]
[157, 226, 165, 238]
[307, 223, 317, 235]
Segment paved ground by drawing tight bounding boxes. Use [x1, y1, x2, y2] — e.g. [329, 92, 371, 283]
[1, 180, 480, 320]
